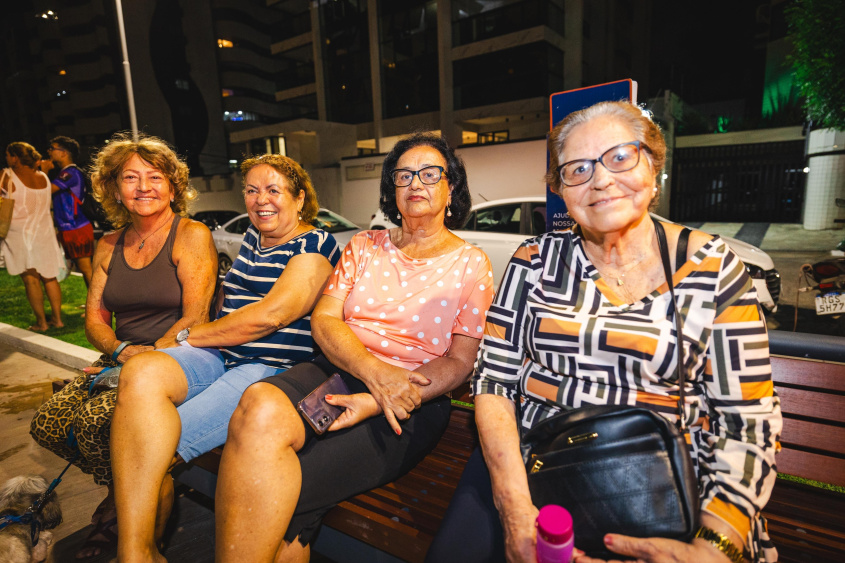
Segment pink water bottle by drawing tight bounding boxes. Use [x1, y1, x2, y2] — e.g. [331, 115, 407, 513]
[535, 505, 574, 563]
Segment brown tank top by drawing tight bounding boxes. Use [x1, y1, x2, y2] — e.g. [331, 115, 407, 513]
[102, 215, 182, 345]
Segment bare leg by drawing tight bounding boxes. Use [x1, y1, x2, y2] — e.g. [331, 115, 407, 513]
[216, 383, 307, 563]
[111, 352, 189, 563]
[75, 256, 94, 287]
[42, 277, 63, 327]
[21, 270, 48, 330]
[155, 474, 174, 549]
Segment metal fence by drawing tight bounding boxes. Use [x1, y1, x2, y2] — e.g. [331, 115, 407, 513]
[670, 140, 806, 223]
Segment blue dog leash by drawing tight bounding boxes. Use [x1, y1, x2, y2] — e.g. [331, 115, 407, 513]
[0, 453, 77, 544]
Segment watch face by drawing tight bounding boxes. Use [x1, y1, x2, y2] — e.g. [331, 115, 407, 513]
[177, 329, 189, 342]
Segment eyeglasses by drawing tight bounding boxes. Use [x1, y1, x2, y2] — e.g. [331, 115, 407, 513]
[558, 141, 647, 187]
[391, 166, 446, 187]
[48, 146, 66, 153]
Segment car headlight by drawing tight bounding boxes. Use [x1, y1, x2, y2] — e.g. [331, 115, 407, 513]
[745, 264, 766, 279]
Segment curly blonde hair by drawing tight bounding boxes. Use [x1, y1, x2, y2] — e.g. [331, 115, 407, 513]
[90, 132, 196, 228]
[240, 154, 319, 223]
[545, 101, 667, 197]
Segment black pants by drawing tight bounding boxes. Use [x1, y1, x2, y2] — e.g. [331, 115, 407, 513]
[261, 355, 452, 546]
[425, 447, 506, 563]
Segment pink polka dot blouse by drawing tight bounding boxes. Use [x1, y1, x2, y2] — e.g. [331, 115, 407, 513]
[323, 230, 495, 370]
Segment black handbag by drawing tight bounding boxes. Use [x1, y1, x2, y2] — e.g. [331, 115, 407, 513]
[521, 219, 700, 556]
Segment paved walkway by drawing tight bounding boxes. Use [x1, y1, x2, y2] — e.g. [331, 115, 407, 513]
[691, 222, 843, 252]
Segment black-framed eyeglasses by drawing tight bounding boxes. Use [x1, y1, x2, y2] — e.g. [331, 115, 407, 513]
[391, 165, 446, 187]
[558, 141, 647, 187]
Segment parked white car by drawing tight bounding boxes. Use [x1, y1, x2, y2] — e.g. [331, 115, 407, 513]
[370, 196, 780, 311]
[213, 208, 361, 277]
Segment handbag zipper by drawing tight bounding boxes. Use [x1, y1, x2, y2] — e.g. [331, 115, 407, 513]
[529, 432, 599, 473]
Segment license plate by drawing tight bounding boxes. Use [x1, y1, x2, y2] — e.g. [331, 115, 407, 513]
[815, 293, 845, 315]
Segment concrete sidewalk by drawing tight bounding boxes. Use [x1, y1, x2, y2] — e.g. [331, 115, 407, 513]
[693, 222, 843, 252]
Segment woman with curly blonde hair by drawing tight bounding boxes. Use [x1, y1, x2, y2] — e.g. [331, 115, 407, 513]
[30, 132, 217, 560]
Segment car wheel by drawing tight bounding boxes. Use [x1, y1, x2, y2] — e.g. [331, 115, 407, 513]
[218, 254, 233, 277]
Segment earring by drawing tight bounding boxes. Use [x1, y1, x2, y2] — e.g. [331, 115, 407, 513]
[396, 212, 401, 220]
[653, 186, 658, 195]
[447, 206, 452, 217]
[298, 213, 302, 221]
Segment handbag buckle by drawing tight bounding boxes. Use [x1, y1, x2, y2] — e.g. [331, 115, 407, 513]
[567, 432, 598, 445]
[530, 457, 544, 473]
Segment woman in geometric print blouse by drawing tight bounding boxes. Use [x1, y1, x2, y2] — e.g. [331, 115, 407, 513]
[109, 154, 341, 562]
[428, 101, 782, 563]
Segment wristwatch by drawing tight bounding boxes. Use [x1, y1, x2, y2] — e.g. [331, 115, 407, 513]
[176, 328, 191, 344]
[694, 526, 744, 563]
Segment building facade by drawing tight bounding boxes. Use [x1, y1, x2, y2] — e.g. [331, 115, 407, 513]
[229, 0, 652, 163]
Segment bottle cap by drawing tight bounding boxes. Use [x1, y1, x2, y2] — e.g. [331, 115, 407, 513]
[536, 505, 573, 544]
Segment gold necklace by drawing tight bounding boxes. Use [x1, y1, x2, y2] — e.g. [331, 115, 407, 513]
[606, 255, 650, 286]
[131, 214, 171, 250]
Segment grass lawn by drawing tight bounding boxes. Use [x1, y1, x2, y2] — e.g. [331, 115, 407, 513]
[0, 268, 96, 350]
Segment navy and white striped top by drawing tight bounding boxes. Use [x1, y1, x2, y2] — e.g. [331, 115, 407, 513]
[218, 225, 341, 369]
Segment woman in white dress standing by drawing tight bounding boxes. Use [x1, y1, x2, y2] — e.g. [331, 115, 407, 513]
[1, 142, 65, 331]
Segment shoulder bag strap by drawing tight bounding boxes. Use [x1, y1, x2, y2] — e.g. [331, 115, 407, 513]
[653, 218, 689, 430]
[0, 169, 9, 197]
[675, 227, 691, 269]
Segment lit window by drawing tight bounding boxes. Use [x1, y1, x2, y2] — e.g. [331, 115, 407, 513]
[218, 39, 234, 48]
[222, 89, 234, 97]
[59, 69, 66, 75]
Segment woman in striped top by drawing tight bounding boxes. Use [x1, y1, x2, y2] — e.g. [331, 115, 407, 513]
[109, 154, 341, 561]
[428, 102, 782, 563]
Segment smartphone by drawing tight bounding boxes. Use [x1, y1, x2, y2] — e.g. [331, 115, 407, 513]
[296, 373, 351, 435]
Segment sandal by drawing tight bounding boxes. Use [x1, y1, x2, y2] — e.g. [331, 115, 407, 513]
[75, 514, 118, 560]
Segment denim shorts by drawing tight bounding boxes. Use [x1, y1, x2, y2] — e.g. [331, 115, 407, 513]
[157, 345, 285, 462]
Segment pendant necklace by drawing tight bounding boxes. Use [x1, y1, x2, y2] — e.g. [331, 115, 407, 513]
[131, 214, 171, 250]
[607, 255, 649, 286]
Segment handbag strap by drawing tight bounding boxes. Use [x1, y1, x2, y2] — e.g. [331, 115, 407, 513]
[676, 227, 691, 270]
[653, 218, 689, 431]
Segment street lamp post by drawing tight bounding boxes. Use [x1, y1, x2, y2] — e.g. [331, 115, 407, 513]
[114, 0, 138, 141]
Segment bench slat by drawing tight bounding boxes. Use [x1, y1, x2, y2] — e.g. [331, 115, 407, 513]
[781, 417, 845, 456]
[777, 447, 845, 487]
[322, 501, 430, 563]
[776, 387, 845, 423]
[771, 355, 845, 391]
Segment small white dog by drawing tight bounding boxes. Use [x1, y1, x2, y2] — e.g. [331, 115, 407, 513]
[0, 475, 63, 563]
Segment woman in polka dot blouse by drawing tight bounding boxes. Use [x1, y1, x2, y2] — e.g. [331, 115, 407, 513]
[214, 132, 496, 562]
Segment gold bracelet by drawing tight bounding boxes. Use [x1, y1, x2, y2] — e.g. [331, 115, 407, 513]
[694, 526, 744, 563]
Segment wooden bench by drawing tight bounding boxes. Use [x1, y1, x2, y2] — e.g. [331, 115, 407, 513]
[189, 403, 476, 563]
[762, 354, 845, 562]
[50, 349, 845, 562]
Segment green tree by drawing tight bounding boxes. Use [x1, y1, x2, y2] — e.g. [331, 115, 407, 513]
[787, 0, 845, 129]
